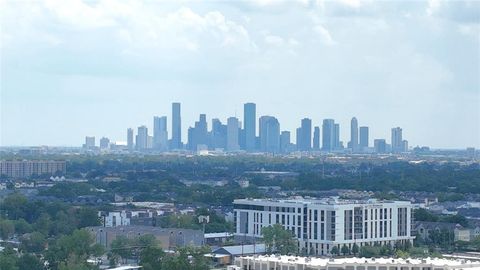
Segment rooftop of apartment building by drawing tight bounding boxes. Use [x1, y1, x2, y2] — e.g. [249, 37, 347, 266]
[234, 197, 411, 206]
[232, 255, 480, 269]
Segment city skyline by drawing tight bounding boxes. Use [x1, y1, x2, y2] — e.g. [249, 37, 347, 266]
[81, 102, 413, 154]
[0, 99, 477, 150]
[1, 1, 479, 148]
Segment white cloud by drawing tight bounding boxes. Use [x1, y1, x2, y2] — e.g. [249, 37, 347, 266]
[313, 25, 335, 45]
[1, 1, 255, 52]
[337, 0, 362, 9]
[265, 35, 284, 46]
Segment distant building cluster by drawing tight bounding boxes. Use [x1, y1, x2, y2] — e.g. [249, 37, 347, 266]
[83, 102, 411, 154]
[0, 160, 66, 178]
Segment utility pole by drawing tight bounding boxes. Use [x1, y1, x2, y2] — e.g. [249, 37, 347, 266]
[198, 215, 209, 245]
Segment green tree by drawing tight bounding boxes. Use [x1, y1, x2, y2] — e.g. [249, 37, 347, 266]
[359, 246, 380, 257]
[0, 219, 14, 240]
[380, 245, 393, 256]
[2, 193, 28, 220]
[20, 231, 46, 253]
[0, 247, 18, 270]
[330, 246, 339, 256]
[414, 208, 439, 222]
[14, 218, 32, 234]
[34, 213, 52, 236]
[52, 211, 76, 236]
[341, 244, 350, 256]
[472, 236, 480, 250]
[441, 214, 469, 228]
[46, 229, 104, 269]
[110, 236, 133, 263]
[409, 247, 428, 257]
[351, 243, 359, 256]
[17, 254, 43, 270]
[261, 224, 298, 255]
[58, 254, 92, 270]
[77, 208, 101, 228]
[140, 246, 165, 270]
[395, 249, 409, 258]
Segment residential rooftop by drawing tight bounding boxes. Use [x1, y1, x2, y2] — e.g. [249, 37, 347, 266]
[234, 197, 411, 206]
[231, 255, 480, 269]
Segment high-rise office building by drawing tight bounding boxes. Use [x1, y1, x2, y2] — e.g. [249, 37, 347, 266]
[266, 118, 280, 154]
[84, 136, 95, 149]
[359, 126, 369, 150]
[402, 140, 408, 152]
[210, 119, 227, 149]
[374, 139, 387, 153]
[322, 119, 335, 152]
[171, 102, 182, 149]
[239, 126, 246, 150]
[99, 137, 110, 149]
[187, 114, 208, 151]
[197, 114, 208, 147]
[147, 135, 153, 149]
[296, 127, 301, 150]
[391, 127, 403, 153]
[350, 117, 359, 152]
[127, 128, 134, 150]
[280, 131, 291, 153]
[297, 118, 312, 151]
[259, 116, 280, 153]
[227, 117, 240, 151]
[334, 123, 340, 150]
[259, 116, 271, 152]
[313, 126, 320, 150]
[136, 125, 148, 150]
[244, 103, 256, 152]
[153, 116, 168, 151]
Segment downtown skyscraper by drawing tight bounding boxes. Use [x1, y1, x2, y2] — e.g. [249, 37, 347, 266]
[359, 126, 369, 149]
[171, 102, 182, 149]
[227, 117, 240, 151]
[391, 127, 403, 153]
[259, 116, 280, 153]
[322, 119, 335, 151]
[296, 118, 312, 151]
[244, 103, 256, 152]
[136, 125, 148, 150]
[313, 126, 320, 150]
[187, 114, 208, 151]
[153, 116, 168, 151]
[127, 128, 134, 150]
[350, 117, 359, 152]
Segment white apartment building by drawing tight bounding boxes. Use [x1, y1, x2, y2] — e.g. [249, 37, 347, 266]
[233, 198, 414, 255]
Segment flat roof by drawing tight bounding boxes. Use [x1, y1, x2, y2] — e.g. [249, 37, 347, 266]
[205, 232, 233, 238]
[234, 197, 410, 206]
[236, 255, 480, 268]
[107, 266, 142, 270]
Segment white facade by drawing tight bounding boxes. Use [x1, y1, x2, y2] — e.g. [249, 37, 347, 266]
[103, 211, 130, 227]
[233, 198, 414, 255]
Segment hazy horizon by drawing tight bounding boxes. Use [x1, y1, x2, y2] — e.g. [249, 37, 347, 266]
[1, 0, 479, 148]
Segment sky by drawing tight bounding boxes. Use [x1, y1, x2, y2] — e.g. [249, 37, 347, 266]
[1, 0, 479, 149]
